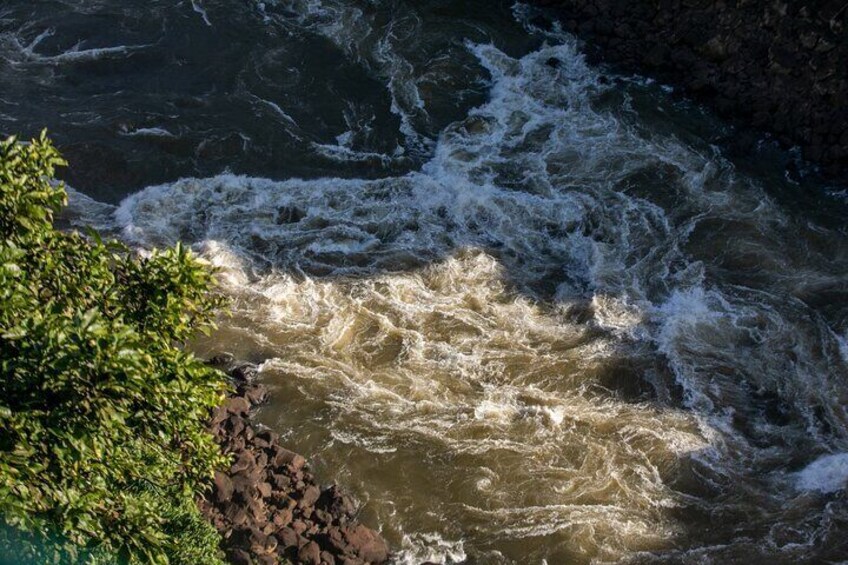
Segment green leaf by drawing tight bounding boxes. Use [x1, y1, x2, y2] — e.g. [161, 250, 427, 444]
[0, 133, 228, 564]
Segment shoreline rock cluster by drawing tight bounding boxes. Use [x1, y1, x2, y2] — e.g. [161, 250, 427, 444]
[199, 359, 390, 565]
[533, 0, 848, 178]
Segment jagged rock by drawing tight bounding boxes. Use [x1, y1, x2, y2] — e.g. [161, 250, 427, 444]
[199, 358, 390, 564]
[214, 471, 234, 503]
[231, 363, 259, 383]
[277, 526, 298, 548]
[226, 506, 249, 528]
[210, 353, 235, 367]
[271, 445, 306, 470]
[341, 525, 389, 564]
[276, 206, 306, 225]
[299, 486, 321, 509]
[270, 473, 292, 490]
[242, 383, 269, 406]
[257, 481, 273, 498]
[227, 548, 252, 565]
[317, 486, 357, 521]
[298, 541, 322, 564]
[313, 509, 333, 526]
[210, 405, 229, 426]
[230, 451, 256, 475]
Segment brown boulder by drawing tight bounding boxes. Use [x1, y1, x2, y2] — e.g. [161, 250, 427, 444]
[342, 525, 389, 564]
[270, 473, 292, 490]
[225, 396, 251, 416]
[299, 485, 321, 509]
[298, 541, 322, 565]
[214, 471, 234, 503]
[317, 486, 357, 520]
[277, 526, 299, 548]
[257, 481, 273, 498]
[231, 451, 257, 475]
[272, 507, 293, 529]
[271, 446, 306, 470]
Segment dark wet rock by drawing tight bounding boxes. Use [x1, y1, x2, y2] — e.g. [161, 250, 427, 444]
[242, 383, 269, 406]
[276, 205, 306, 225]
[210, 353, 236, 367]
[317, 486, 357, 522]
[201, 357, 390, 564]
[227, 548, 252, 565]
[231, 363, 259, 384]
[532, 0, 848, 178]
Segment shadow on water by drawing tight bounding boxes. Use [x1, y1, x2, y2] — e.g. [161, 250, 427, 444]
[8, 0, 848, 562]
[0, 0, 547, 203]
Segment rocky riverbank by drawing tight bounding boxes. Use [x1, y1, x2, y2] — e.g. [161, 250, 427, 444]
[200, 359, 390, 565]
[533, 0, 848, 177]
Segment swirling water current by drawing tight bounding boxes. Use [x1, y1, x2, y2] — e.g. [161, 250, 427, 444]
[3, 1, 848, 563]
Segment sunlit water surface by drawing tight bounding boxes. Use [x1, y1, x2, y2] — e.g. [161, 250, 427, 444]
[3, 1, 848, 562]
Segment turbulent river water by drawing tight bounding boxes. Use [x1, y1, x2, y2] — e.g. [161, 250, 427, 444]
[4, 1, 848, 563]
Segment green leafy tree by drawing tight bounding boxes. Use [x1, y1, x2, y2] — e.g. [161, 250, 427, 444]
[0, 132, 228, 564]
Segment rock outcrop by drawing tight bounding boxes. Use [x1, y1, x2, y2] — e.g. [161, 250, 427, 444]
[534, 0, 848, 177]
[200, 360, 390, 565]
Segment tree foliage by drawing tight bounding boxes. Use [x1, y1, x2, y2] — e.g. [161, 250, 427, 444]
[0, 132, 228, 564]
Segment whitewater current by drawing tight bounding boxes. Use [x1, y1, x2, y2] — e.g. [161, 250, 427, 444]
[5, 0, 848, 563]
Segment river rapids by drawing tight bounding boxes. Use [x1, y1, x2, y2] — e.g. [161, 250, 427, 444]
[2, 1, 848, 563]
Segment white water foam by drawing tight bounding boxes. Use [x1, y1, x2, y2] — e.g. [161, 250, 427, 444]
[280, 0, 434, 156]
[191, 0, 213, 27]
[796, 453, 848, 493]
[0, 27, 150, 64]
[119, 127, 177, 139]
[396, 532, 466, 565]
[94, 17, 848, 564]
